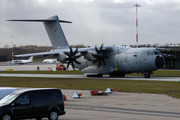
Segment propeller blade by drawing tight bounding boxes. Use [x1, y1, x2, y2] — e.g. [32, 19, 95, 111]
[98, 60, 101, 68]
[67, 62, 70, 69]
[70, 46, 73, 54]
[74, 47, 78, 55]
[64, 52, 70, 57]
[100, 44, 103, 51]
[76, 54, 81, 59]
[72, 62, 75, 70]
[74, 60, 81, 64]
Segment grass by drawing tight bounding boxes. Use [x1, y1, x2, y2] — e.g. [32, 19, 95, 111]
[1, 70, 180, 77]
[0, 77, 180, 98]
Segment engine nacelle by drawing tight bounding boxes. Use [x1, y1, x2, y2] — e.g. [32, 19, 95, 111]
[81, 51, 96, 61]
[56, 53, 67, 63]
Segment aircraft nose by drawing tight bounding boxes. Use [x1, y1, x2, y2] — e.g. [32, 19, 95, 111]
[155, 56, 165, 68]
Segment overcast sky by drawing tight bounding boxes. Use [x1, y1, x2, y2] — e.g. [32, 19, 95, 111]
[0, 0, 180, 48]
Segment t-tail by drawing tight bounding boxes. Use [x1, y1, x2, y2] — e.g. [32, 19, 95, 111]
[7, 15, 71, 49]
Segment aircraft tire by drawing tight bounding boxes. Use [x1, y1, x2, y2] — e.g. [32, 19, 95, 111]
[143, 73, 151, 78]
[143, 74, 147, 78]
[109, 74, 113, 77]
[121, 74, 125, 77]
[87, 75, 91, 77]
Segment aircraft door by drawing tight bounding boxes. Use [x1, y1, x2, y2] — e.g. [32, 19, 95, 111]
[123, 56, 129, 71]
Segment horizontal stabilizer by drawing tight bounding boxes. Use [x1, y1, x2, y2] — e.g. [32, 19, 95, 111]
[7, 19, 72, 23]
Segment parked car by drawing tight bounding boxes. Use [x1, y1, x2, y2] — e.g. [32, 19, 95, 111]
[0, 87, 18, 99]
[0, 88, 65, 120]
[48, 67, 52, 71]
[56, 64, 66, 71]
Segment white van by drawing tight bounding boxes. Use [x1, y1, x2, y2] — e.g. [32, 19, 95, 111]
[0, 87, 18, 99]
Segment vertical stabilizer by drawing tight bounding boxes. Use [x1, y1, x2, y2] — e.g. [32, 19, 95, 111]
[7, 15, 71, 49]
[43, 16, 69, 49]
[29, 56, 33, 61]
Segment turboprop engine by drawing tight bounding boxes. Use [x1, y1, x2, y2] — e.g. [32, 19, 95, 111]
[56, 53, 67, 63]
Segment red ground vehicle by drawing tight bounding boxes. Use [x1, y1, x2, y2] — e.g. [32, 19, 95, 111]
[56, 64, 66, 71]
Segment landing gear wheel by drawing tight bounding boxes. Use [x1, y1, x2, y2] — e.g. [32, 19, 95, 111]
[48, 110, 58, 120]
[97, 74, 103, 77]
[143, 73, 151, 78]
[1, 113, 12, 120]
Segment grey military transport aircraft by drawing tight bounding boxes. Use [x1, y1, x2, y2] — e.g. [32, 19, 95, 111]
[7, 15, 165, 78]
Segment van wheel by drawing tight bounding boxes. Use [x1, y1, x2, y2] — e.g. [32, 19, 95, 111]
[1, 113, 12, 120]
[48, 110, 58, 120]
[36, 117, 42, 120]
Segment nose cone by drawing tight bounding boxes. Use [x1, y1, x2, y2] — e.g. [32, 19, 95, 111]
[155, 56, 165, 68]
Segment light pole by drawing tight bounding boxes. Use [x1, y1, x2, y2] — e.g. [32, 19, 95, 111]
[11, 36, 14, 62]
[134, 3, 140, 48]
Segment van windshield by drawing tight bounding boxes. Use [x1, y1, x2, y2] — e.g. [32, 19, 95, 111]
[0, 93, 18, 105]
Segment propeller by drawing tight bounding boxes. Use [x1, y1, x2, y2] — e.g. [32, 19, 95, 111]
[93, 44, 109, 68]
[63, 47, 81, 70]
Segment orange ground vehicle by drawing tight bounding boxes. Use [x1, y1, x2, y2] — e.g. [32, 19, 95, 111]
[56, 64, 66, 71]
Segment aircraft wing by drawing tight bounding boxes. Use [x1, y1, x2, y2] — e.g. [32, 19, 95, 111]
[14, 46, 110, 57]
[14, 51, 60, 57]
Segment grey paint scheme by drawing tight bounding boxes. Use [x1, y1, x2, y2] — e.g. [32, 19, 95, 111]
[9, 15, 165, 77]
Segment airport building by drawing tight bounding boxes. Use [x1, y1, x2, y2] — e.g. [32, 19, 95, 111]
[158, 46, 180, 69]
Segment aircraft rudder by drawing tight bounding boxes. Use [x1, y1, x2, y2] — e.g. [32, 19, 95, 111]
[43, 15, 70, 49]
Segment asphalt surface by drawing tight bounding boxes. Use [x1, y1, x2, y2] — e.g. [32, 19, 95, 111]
[13, 88, 180, 120]
[52, 89, 180, 120]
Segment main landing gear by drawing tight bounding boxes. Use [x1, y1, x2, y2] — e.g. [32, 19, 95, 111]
[143, 73, 151, 78]
[109, 73, 125, 77]
[87, 74, 103, 77]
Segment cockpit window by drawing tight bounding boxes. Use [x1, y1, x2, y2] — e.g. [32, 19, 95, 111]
[147, 52, 154, 55]
[154, 51, 160, 55]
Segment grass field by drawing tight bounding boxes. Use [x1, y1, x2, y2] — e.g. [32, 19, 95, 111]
[1, 70, 180, 77]
[0, 77, 180, 99]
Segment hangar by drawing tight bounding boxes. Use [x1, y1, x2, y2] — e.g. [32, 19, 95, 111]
[158, 46, 180, 69]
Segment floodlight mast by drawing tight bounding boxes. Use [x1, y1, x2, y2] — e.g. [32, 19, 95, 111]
[134, 3, 140, 48]
[11, 36, 14, 61]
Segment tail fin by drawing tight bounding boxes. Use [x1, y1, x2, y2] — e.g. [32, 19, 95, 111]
[29, 56, 33, 61]
[7, 15, 71, 49]
[43, 16, 69, 49]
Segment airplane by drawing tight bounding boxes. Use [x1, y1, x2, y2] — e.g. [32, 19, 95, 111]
[43, 59, 59, 64]
[11, 56, 33, 64]
[7, 15, 165, 78]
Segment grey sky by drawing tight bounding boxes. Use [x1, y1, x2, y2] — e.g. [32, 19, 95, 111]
[0, 0, 180, 48]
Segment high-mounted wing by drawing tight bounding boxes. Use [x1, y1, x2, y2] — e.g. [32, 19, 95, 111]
[14, 51, 60, 57]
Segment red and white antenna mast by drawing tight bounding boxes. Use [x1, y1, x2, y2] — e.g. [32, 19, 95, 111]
[134, 3, 140, 48]
[11, 36, 14, 62]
